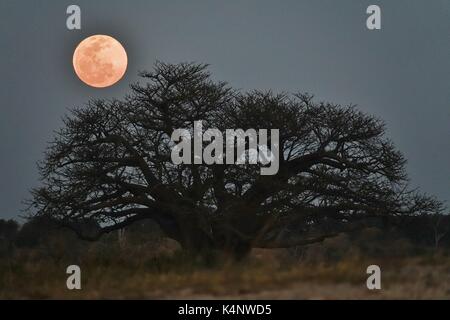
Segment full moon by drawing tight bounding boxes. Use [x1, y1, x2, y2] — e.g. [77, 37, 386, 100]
[73, 35, 128, 88]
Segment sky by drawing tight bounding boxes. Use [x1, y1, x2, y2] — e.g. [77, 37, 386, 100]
[0, 0, 449, 220]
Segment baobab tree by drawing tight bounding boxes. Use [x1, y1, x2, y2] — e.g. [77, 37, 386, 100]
[29, 62, 442, 258]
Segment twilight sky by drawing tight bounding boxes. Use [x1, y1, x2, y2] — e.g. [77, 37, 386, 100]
[0, 0, 449, 220]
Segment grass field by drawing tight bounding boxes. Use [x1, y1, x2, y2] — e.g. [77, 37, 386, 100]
[1, 243, 449, 299]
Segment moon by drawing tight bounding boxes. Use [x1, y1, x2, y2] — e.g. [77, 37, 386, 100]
[73, 35, 128, 88]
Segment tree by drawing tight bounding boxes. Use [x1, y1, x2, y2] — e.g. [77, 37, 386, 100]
[29, 62, 443, 258]
[0, 219, 19, 257]
[430, 214, 450, 249]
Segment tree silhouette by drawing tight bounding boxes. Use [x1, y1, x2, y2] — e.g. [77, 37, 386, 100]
[0, 219, 19, 257]
[29, 62, 442, 258]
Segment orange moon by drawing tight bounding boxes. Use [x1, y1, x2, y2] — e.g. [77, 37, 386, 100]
[73, 35, 128, 88]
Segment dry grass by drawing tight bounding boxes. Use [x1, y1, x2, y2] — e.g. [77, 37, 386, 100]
[1, 247, 450, 299]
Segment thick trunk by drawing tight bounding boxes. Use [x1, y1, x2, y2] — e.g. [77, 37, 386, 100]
[210, 212, 271, 260]
[210, 222, 252, 260]
[156, 211, 215, 254]
[157, 214, 256, 259]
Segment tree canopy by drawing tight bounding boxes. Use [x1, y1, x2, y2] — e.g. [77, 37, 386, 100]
[29, 62, 443, 257]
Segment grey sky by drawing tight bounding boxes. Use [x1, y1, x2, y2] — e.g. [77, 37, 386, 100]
[0, 0, 449, 220]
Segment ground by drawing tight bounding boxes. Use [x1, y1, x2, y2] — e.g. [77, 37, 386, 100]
[1, 247, 449, 299]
